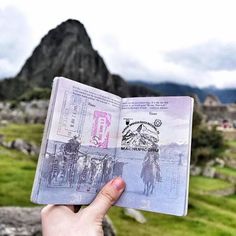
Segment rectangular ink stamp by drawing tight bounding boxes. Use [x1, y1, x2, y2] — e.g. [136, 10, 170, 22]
[90, 111, 111, 148]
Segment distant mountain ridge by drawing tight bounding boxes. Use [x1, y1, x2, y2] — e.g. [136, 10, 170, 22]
[130, 81, 236, 104]
[0, 19, 157, 100]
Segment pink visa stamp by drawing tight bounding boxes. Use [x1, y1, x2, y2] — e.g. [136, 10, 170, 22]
[90, 111, 111, 148]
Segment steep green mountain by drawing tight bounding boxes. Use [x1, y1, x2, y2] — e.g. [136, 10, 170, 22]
[0, 19, 157, 100]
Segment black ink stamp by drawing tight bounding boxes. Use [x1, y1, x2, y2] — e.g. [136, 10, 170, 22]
[121, 120, 162, 151]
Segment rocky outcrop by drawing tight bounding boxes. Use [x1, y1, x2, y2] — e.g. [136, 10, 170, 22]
[224, 156, 236, 169]
[190, 165, 202, 176]
[0, 135, 39, 156]
[202, 166, 216, 178]
[0, 100, 48, 123]
[215, 171, 236, 184]
[10, 139, 39, 155]
[0, 207, 116, 236]
[190, 158, 227, 177]
[0, 207, 41, 236]
[123, 208, 147, 224]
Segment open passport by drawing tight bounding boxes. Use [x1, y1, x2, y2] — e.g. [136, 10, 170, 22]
[31, 77, 194, 216]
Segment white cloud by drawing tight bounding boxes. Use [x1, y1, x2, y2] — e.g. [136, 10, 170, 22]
[165, 41, 236, 71]
[0, 0, 236, 88]
[207, 70, 236, 88]
[0, 58, 16, 78]
[0, 6, 32, 78]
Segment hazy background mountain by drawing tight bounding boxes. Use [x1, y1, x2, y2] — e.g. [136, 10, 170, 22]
[130, 81, 236, 103]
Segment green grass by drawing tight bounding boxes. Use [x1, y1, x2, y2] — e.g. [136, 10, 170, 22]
[1, 123, 236, 235]
[108, 180, 236, 236]
[224, 140, 236, 159]
[0, 146, 36, 206]
[227, 195, 236, 200]
[190, 176, 234, 194]
[227, 152, 236, 159]
[0, 123, 44, 145]
[216, 167, 236, 177]
[108, 192, 236, 236]
[226, 140, 236, 148]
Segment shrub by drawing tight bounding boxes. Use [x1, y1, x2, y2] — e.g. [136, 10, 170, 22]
[192, 126, 223, 149]
[191, 147, 215, 165]
[191, 126, 224, 165]
[18, 87, 51, 101]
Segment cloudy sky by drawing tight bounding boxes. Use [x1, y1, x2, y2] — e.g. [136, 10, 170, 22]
[1, 0, 236, 88]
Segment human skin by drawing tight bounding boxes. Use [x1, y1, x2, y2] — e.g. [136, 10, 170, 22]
[41, 177, 126, 236]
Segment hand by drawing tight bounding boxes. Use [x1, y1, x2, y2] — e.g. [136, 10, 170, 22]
[41, 177, 126, 236]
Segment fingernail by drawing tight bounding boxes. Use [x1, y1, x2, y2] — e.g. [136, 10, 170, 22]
[111, 177, 125, 191]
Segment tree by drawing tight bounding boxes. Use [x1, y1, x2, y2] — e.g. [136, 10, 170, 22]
[191, 107, 224, 165]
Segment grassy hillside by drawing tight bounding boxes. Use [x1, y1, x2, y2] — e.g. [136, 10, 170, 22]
[189, 176, 234, 194]
[109, 192, 236, 236]
[0, 124, 236, 235]
[0, 146, 36, 206]
[216, 167, 236, 177]
[0, 123, 43, 145]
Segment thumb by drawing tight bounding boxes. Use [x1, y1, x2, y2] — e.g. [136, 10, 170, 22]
[87, 177, 125, 219]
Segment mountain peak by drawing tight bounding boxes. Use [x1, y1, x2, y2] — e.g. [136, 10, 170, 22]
[16, 18, 112, 89]
[42, 19, 92, 49]
[0, 19, 156, 100]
